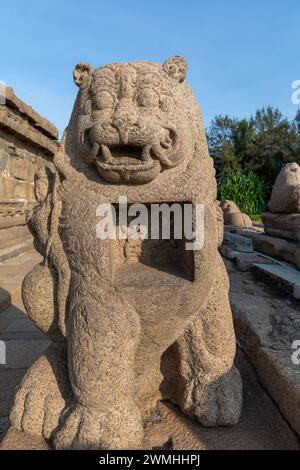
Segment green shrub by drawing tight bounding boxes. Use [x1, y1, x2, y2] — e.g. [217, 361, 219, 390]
[250, 214, 262, 223]
[217, 171, 271, 215]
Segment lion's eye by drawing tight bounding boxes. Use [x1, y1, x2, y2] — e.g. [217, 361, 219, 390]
[160, 96, 175, 112]
[94, 91, 115, 110]
[137, 88, 159, 107]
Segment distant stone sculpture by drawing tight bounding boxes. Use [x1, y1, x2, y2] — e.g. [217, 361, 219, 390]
[220, 200, 252, 228]
[262, 163, 300, 241]
[9, 57, 242, 449]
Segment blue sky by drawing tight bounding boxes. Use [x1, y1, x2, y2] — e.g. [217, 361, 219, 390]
[1, 0, 299, 137]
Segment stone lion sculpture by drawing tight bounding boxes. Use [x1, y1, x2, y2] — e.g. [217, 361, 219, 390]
[268, 162, 300, 213]
[220, 200, 252, 228]
[9, 57, 242, 449]
[262, 162, 300, 241]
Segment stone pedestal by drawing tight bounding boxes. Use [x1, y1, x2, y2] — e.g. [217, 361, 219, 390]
[261, 211, 300, 242]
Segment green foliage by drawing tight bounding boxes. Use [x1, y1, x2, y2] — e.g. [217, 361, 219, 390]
[250, 214, 262, 223]
[207, 107, 300, 185]
[217, 172, 271, 215]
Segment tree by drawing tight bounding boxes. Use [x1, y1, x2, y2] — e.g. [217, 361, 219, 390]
[207, 106, 300, 185]
[295, 109, 300, 133]
[250, 107, 299, 183]
[206, 115, 240, 178]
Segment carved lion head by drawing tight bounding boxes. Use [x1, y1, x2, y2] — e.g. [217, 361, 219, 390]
[72, 57, 194, 184]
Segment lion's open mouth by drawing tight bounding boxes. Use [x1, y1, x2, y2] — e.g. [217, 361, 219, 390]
[80, 127, 182, 183]
[98, 144, 152, 168]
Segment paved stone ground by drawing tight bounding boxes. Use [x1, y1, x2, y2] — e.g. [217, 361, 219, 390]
[0, 250, 49, 421]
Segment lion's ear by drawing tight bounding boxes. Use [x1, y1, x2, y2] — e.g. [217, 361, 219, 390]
[73, 62, 93, 88]
[162, 56, 188, 83]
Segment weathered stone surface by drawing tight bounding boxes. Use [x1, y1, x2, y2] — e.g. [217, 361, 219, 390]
[0, 107, 57, 156]
[220, 239, 279, 272]
[0, 427, 50, 450]
[269, 162, 300, 213]
[4, 88, 58, 140]
[220, 200, 252, 228]
[8, 57, 242, 450]
[262, 163, 300, 242]
[253, 263, 300, 295]
[262, 211, 300, 242]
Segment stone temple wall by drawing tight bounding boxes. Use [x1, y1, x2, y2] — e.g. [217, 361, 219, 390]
[0, 88, 58, 261]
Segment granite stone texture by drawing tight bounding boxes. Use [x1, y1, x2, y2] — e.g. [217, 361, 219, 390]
[220, 200, 252, 228]
[263, 163, 300, 241]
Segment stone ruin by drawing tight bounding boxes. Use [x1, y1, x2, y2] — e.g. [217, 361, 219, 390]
[3, 57, 243, 449]
[262, 162, 300, 242]
[0, 87, 58, 262]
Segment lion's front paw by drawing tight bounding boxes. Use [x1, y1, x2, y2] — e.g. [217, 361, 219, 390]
[186, 366, 243, 427]
[10, 343, 70, 439]
[53, 403, 143, 450]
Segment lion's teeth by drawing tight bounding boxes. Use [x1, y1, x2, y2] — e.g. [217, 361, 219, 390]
[101, 144, 112, 162]
[91, 142, 100, 161]
[142, 146, 151, 162]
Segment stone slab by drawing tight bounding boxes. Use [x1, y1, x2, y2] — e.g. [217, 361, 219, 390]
[0, 107, 57, 156]
[223, 231, 253, 252]
[225, 226, 300, 271]
[262, 211, 300, 242]
[220, 245, 277, 272]
[0, 240, 34, 263]
[253, 263, 300, 295]
[0, 214, 26, 229]
[0, 226, 30, 251]
[5, 88, 58, 141]
[0, 226, 33, 262]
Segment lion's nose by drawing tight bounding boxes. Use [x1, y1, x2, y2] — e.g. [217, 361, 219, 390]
[112, 111, 138, 144]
